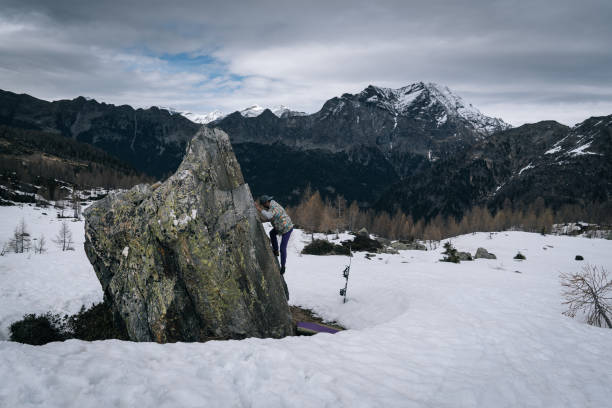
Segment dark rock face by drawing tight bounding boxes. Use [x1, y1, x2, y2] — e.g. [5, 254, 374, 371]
[84, 127, 293, 343]
[232, 142, 400, 206]
[0, 89, 199, 179]
[377, 117, 612, 220]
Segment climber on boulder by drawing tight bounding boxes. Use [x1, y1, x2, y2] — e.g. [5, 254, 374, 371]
[255, 195, 293, 275]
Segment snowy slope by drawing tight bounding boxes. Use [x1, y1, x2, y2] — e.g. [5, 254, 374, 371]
[545, 116, 611, 159]
[1, 204, 612, 407]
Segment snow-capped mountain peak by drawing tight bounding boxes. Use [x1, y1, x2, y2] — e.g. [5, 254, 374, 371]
[358, 82, 511, 135]
[240, 105, 306, 119]
[240, 105, 266, 118]
[180, 105, 306, 124]
[182, 110, 225, 125]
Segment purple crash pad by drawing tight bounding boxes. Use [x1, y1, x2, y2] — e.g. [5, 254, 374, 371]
[296, 321, 340, 335]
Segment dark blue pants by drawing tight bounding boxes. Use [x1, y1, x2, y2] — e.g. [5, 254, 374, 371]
[270, 228, 292, 267]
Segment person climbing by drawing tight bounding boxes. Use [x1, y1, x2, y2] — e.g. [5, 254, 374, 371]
[255, 195, 293, 275]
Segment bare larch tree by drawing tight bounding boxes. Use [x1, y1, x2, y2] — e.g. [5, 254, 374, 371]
[53, 221, 74, 251]
[34, 234, 47, 254]
[9, 218, 31, 254]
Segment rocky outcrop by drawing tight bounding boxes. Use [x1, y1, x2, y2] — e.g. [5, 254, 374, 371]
[377, 116, 612, 221]
[375, 237, 391, 246]
[84, 126, 293, 343]
[475, 247, 497, 259]
[379, 246, 399, 255]
[357, 228, 369, 237]
[457, 251, 473, 261]
[391, 241, 427, 251]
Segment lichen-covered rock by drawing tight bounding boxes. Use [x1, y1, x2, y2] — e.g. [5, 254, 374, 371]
[379, 246, 399, 255]
[357, 228, 369, 237]
[375, 237, 391, 246]
[84, 127, 293, 343]
[457, 251, 473, 261]
[475, 247, 497, 259]
[391, 241, 427, 251]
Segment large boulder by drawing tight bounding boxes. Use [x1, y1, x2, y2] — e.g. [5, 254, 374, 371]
[475, 247, 497, 259]
[84, 127, 294, 343]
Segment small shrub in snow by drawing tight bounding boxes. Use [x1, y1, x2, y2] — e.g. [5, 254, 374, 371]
[342, 235, 382, 252]
[575, 255, 584, 261]
[514, 252, 526, 260]
[9, 313, 67, 345]
[561, 265, 612, 329]
[440, 242, 460, 263]
[68, 302, 129, 341]
[302, 239, 350, 256]
[9, 302, 128, 345]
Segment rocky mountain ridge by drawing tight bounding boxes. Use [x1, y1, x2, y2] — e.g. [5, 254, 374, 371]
[214, 82, 510, 168]
[354, 82, 510, 136]
[0, 89, 200, 179]
[377, 116, 612, 220]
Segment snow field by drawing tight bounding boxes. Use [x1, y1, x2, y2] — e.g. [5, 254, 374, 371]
[1, 204, 611, 407]
[0, 204, 102, 340]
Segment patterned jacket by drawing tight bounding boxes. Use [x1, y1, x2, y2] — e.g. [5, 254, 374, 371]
[261, 200, 293, 235]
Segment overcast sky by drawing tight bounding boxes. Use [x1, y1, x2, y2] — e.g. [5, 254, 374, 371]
[1, 0, 611, 126]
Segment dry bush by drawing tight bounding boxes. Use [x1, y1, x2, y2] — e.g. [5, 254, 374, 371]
[561, 264, 612, 328]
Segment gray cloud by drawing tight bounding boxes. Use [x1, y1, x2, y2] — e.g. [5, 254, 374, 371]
[1, 0, 611, 125]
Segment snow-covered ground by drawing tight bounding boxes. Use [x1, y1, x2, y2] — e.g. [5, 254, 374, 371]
[0, 204, 102, 340]
[1, 203, 611, 407]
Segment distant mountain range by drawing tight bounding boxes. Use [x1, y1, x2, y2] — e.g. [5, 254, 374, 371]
[1, 85, 609, 221]
[180, 105, 307, 124]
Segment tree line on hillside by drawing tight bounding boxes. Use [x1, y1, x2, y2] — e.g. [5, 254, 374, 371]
[0, 155, 151, 194]
[287, 188, 612, 240]
[0, 125, 153, 195]
[0, 125, 137, 172]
